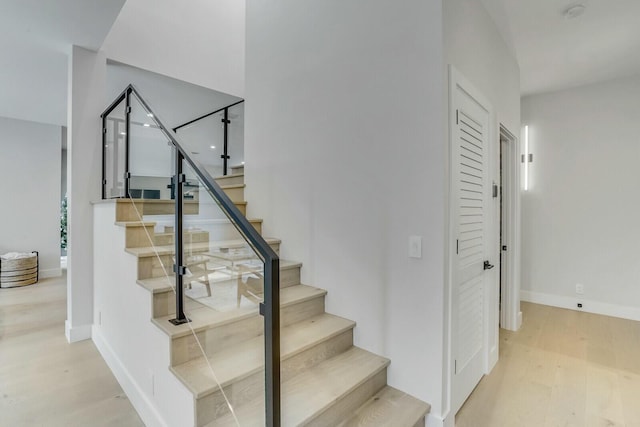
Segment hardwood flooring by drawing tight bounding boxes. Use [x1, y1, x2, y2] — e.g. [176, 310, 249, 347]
[0, 272, 143, 426]
[456, 302, 640, 427]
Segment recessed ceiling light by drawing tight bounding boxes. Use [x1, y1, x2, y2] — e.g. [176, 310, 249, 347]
[563, 4, 586, 19]
[120, 132, 126, 135]
[143, 123, 150, 127]
[210, 145, 216, 149]
[147, 113, 154, 118]
[241, 161, 245, 165]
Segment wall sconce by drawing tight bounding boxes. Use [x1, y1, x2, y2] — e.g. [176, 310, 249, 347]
[522, 125, 533, 191]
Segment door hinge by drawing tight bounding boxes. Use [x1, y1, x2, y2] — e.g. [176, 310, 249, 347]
[454, 359, 457, 374]
[173, 265, 187, 276]
[102, 128, 107, 134]
[456, 109, 459, 125]
[502, 245, 507, 251]
[456, 239, 459, 255]
[125, 106, 131, 114]
[493, 183, 498, 198]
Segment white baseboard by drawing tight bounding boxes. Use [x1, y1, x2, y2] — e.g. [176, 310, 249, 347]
[65, 320, 92, 342]
[92, 326, 167, 427]
[40, 268, 62, 279]
[521, 290, 640, 322]
[426, 412, 451, 427]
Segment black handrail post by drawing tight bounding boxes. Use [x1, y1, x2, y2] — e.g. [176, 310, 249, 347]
[264, 257, 281, 427]
[170, 149, 189, 325]
[101, 115, 106, 200]
[124, 88, 132, 198]
[222, 107, 230, 175]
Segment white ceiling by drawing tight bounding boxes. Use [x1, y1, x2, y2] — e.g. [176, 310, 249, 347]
[0, 0, 125, 125]
[480, 0, 640, 95]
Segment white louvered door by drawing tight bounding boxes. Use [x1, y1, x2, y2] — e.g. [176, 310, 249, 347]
[452, 80, 491, 414]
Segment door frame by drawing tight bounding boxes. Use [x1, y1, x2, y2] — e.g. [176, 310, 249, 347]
[445, 66, 519, 421]
[498, 125, 522, 332]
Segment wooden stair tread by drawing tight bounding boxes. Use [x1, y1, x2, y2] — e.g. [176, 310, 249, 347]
[152, 284, 327, 338]
[137, 260, 302, 294]
[114, 221, 157, 227]
[125, 237, 281, 258]
[215, 173, 244, 179]
[219, 184, 245, 190]
[338, 386, 430, 427]
[208, 347, 390, 427]
[172, 313, 356, 398]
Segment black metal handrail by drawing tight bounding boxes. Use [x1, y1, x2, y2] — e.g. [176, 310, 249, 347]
[173, 99, 245, 176]
[100, 85, 280, 426]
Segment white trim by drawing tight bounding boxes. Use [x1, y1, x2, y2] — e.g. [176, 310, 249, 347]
[498, 125, 521, 332]
[40, 267, 62, 278]
[92, 325, 168, 427]
[426, 412, 452, 427]
[65, 320, 92, 342]
[521, 290, 640, 322]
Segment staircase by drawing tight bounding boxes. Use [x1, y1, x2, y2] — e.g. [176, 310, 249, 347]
[108, 168, 429, 426]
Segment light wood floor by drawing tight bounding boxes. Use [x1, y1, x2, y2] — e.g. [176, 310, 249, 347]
[456, 302, 640, 427]
[0, 272, 144, 426]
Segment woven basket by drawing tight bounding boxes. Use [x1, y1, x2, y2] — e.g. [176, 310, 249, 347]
[0, 252, 38, 288]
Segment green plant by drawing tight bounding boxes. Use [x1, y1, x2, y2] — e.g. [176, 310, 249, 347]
[60, 196, 67, 250]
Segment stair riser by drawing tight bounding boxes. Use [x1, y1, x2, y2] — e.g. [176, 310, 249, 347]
[153, 290, 206, 318]
[116, 200, 145, 222]
[307, 368, 387, 427]
[171, 294, 326, 366]
[413, 417, 426, 427]
[222, 186, 244, 203]
[280, 266, 301, 289]
[230, 166, 244, 174]
[137, 242, 281, 280]
[215, 175, 244, 186]
[154, 230, 210, 247]
[197, 331, 354, 426]
[153, 221, 262, 247]
[153, 265, 302, 318]
[115, 199, 245, 221]
[124, 225, 156, 249]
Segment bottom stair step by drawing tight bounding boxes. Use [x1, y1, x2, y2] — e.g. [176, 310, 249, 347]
[338, 386, 430, 427]
[208, 347, 390, 426]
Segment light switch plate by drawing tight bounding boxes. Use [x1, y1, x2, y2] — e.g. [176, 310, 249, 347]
[409, 235, 422, 259]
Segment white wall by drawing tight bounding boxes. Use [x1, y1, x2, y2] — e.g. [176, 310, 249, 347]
[444, 0, 520, 137]
[102, 0, 245, 97]
[0, 117, 61, 277]
[245, 0, 446, 422]
[521, 75, 640, 320]
[93, 203, 193, 427]
[107, 62, 241, 129]
[66, 46, 106, 342]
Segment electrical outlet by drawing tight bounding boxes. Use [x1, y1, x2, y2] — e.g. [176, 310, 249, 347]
[575, 283, 584, 295]
[577, 303, 583, 309]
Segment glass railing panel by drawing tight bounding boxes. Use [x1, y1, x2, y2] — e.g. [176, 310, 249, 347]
[179, 158, 266, 425]
[128, 93, 175, 201]
[175, 112, 226, 178]
[227, 102, 245, 170]
[103, 99, 126, 198]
